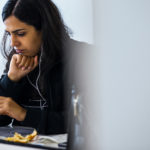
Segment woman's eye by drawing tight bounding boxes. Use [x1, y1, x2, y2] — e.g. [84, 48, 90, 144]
[17, 33, 26, 36]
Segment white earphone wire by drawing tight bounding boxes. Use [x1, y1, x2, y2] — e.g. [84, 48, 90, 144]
[27, 47, 48, 109]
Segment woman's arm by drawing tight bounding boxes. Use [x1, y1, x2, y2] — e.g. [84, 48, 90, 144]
[0, 54, 38, 124]
[0, 54, 38, 97]
[0, 96, 26, 121]
[0, 74, 25, 98]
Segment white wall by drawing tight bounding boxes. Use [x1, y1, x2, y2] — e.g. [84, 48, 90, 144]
[83, 0, 150, 149]
[0, 0, 93, 76]
[53, 0, 93, 44]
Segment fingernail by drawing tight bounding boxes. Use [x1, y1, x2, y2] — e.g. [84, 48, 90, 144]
[22, 67, 25, 70]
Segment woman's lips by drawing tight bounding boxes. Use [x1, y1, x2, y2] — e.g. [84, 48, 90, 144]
[15, 49, 24, 54]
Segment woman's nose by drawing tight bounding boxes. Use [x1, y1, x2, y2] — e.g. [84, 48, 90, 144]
[10, 35, 19, 47]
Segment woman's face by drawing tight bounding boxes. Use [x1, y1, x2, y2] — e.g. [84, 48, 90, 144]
[4, 15, 42, 56]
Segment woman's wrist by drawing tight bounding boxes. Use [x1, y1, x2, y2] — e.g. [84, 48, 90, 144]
[18, 108, 27, 121]
[8, 72, 20, 82]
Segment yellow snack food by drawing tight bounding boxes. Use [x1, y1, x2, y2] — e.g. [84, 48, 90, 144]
[5, 129, 37, 143]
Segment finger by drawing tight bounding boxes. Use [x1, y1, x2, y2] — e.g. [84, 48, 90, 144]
[33, 55, 39, 69]
[0, 96, 7, 99]
[28, 57, 34, 70]
[13, 54, 23, 65]
[0, 99, 4, 103]
[0, 102, 3, 106]
[0, 109, 5, 115]
[0, 103, 6, 115]
[0, 103, 5, 109]
[0, 96, 10, 101]
[24, 57, 32, 69]
[0, 97, 11, 104]
[0, 99, 5, 104]
[18, 56, 28, 68]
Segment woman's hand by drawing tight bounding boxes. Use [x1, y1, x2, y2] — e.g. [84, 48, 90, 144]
[8, 54, 38, 82]
[0, 96, 26, 121]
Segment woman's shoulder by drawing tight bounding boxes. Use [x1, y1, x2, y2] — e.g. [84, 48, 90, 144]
[64, 38, 93, 60]
[68, 38, 92, 50]
[63, 39, 93, 91]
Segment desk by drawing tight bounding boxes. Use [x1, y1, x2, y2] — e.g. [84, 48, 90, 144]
[0, 126, 67, 149]
[0, 143, 40, 150]
[0, 134, 67, 149]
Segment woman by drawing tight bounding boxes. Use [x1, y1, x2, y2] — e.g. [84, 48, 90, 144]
[0, 0, 72, 134]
